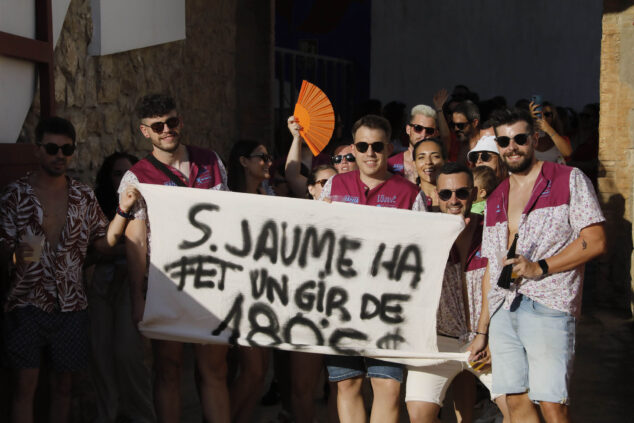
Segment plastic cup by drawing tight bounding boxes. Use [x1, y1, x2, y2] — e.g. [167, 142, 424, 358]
[22, 233, 44, 263]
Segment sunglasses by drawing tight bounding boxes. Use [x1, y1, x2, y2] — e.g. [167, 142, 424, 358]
[437, 187, 472, 201]
[354, 141, 386, 153]
[453, 122, 470, 130]
[316, 179, 329, 187]
[496, 133, 531, 148]
[468, 151, 494, 164]
[543, 112, 553, 118]
[250, 153, 273, 162]
[39, 143, 76, 156]
[141, 116, 180, 134]
[409, 123, 436, 135]
[332, 153, 355, 164]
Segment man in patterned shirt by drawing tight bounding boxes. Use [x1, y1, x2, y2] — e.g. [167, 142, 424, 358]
[0, 117, 138, 423]
[387, 104, 440, 183]
[406, 163, 509, 423]
[470, 108, 606, 422]
[121, 94, 230, 423]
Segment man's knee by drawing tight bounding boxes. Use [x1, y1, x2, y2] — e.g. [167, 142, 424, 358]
[506, 393, 532, 411]
[336, 377, 363, 398]
[50, 372, 73, 397]
[406, 401, 441, 423]
[13, 370, 39, 399]
[370, 377, 400, 403]
[540, 401, 569, 421]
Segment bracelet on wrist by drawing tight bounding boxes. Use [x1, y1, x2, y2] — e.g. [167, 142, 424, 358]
[116, 206, 134, 220]
[475, 331, 488, 337]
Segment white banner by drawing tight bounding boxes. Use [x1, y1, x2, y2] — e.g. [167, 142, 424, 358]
[139, 184, 466, 362]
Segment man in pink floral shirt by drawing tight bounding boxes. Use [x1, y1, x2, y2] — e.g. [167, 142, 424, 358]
[0, 117, 138, 423]
[471, 108, 606, 423]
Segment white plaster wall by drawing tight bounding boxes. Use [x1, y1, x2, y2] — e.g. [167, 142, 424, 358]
[88, 0, 186, 56]
[370, 0, 602, 111]
[0, 0, 71, 143]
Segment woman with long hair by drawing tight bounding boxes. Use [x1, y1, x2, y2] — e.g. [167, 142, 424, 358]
[90, 152, 156, 422]
[227, 140, 274, 423]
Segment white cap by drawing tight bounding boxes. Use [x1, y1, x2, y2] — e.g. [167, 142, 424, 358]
[468, 135, 499, 157]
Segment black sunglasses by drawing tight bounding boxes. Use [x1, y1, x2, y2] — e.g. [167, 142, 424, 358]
[468, 151, 494, 164]
[354, 141, 386, 153]
[543, 112, 553, 118]
[409, 123, 436, 135]
[250, 153, 273, 162]
[453, 122, 470, 130]
[141, 116, 180, 134]
[496, 133, 531, 148]
[332, 153, 355, 164]
[437, 187, 472, 201]
[39, 143, 76, 156]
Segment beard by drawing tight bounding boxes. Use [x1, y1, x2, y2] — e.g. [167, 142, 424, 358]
[41, 160, 67, 177]
[152, 131, 181, 153]
[503, 149, 534, 173]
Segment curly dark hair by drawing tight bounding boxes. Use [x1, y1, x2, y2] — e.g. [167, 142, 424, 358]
[136, 94, 177, 119]
[35, 116, 76, 145]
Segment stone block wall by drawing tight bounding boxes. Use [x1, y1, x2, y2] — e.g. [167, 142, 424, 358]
[19, 0, 274, 184]
[598, 1, 634, 313]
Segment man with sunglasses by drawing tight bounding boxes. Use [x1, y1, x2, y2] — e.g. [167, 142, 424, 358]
[451, 101, 481, 164]
[388, 104, 439, 183]
[467, 135, 507, 181]
[406, 162, 510, 423]
[120, 94, 230, 423]
[470, 107, 606, 423]
[0, 116, 140, 423]
[319, 114, 426, 423]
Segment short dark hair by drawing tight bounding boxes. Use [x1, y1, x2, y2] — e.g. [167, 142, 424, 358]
[472, 166, 499, 198]
[489, 107, 535, 134]
[35, 116, 76, 145]
[453, 101, 480, 123]
[437, 162, 474, 187]
[412, 137, 446, 161]
[351, 114, 391, 142]
[136, 94, 177, 119]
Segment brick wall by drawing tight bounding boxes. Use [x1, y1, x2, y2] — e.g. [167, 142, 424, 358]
[598, 1, 634, 313]
[18, 0, 274, 184]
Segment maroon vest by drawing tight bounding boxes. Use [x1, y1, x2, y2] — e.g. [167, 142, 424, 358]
[130, 145, 224, 189]
[329, 170, 420, 209]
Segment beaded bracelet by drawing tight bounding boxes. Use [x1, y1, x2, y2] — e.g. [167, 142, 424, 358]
[116, 206, 134, 220]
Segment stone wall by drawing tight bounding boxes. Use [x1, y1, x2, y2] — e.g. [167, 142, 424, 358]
[598, 1, 634, 313]
[19, 0, 274, 184]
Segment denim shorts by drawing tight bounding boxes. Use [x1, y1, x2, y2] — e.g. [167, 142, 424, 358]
[489, 295, 575, 404]
[326, 354, 404, 383]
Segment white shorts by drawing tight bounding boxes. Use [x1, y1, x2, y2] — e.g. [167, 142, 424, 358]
[405, 337, 500, 405]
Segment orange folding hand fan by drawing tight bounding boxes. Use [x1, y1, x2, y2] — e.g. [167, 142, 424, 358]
[293, 80, 335, 156]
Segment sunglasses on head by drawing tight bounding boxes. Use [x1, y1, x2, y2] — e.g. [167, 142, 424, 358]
[250, 153, 273, 162]
[468, 151, 494, 164]
[332, 153, 355, 164]
[142, 116, 180, 134]
[437, 187, 472, 202]
[354, 141, 386, 153]
[39, 143, 76, 156]
[496, 133, 531, 148]
[409, 123, 436, 135]
[453, 122, 470, 130]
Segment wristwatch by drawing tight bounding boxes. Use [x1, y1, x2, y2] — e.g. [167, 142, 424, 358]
[537, 259, 549, 275]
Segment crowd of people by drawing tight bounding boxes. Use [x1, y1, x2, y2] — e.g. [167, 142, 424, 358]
[0, 86, 605, 423]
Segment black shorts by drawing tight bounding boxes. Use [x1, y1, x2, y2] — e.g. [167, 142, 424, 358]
[3, 306, 90, 372]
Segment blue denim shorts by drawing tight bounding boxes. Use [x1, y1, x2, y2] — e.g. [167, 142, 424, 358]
[489, 295, 575, 404]
[325, 354, 404, 383]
